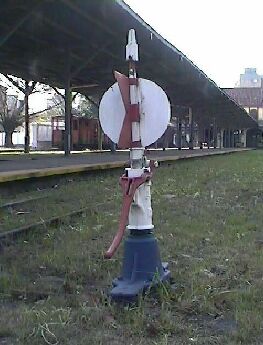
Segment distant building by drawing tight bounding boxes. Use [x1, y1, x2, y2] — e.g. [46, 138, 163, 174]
[223, 85, 263, 127]
[238, 68, 263, 88]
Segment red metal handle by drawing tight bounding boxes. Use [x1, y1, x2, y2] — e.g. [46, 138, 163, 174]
[104, 195, 133, 259]
[104, 174, 151, 259]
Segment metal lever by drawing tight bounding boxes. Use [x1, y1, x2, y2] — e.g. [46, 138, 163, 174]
[104, 173, 151, 259]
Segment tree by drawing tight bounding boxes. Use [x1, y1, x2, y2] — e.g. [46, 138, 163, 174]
[0, 77, 66, 148]
[3, 75, 37, 153]
[79, 95, 103, 150]
[50, 91, 103, 149]
[76, 94, 98, 118]
[0, 87, 24, 147]
[48, 93, 65, 117]
[49, 90, 98, 118]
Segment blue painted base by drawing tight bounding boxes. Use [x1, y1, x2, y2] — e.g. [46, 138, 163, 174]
[110, 231, 170, 302]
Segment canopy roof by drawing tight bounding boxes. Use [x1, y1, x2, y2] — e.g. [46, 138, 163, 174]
[0, 0, 257, 128]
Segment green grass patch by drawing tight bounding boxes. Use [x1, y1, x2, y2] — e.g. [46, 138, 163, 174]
[0, 171, 120, 232]
[0, 150, 263, 344]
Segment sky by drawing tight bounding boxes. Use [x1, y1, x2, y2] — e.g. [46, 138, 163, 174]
[5, 0, 263, 111]
[125, 0, 263, 88]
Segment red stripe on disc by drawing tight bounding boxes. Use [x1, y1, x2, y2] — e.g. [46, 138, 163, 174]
[114, 71, 140, 149]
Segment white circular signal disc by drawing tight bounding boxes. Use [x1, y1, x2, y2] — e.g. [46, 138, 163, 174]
[139, 79, 170, 146]
[99, 82, 125, 144]
[99, 78, 171, 147]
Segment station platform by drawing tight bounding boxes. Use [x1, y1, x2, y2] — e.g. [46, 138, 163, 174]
[0, 148, 252, 183]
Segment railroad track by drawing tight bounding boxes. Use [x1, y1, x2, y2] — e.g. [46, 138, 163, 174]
[0, 193, 107, 248]
[0, 195, 48, 210]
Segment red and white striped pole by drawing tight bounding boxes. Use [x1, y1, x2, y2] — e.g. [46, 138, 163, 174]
[104, 30, 154, 258]
[100, 29, 171, 300]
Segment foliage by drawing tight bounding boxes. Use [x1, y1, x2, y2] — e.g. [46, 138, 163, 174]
[75, 94, 98, 118]
[47, 92, 98, 119]
[44, 92, 65, 118]
[0, 87, 24, 146]
[3, 75, 37, 96]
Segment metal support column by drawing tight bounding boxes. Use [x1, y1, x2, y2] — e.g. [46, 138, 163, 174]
[64, 77, 72, 156]
[177, 117, 182, 150]
[207, 126, 211, 149]
[227, 129, 231, 148]
[220, 129, 224, 148]
[188, 107, 194, 150]
[204, 127, 207, 148]
[231, 130, 234, 147]
[64, 51, 72, 156]
[231, 130, 235, 147]
[213, 118, 217, 149]
[232, 130, 236, 147]
[229, 130, 232, 147]
[242, 129, 247, 148]
[223, 129, 226, 148]
[198, 124, 204, 149]
[24, 81, 30, 153]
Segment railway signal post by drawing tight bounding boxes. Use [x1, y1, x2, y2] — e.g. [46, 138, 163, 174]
[99, 29, 171, 301]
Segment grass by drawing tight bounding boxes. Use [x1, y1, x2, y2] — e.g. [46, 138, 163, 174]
[0, 150, 263, 344]
[0, 171, 120, 232]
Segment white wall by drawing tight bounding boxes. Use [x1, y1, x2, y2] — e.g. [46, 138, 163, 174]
[0, 122, 52, 148]
[0, 127, 25, 146]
